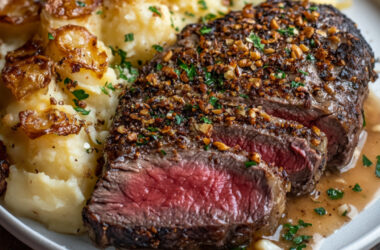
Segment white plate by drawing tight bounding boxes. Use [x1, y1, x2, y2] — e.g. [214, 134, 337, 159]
[1, 0, 380, 249]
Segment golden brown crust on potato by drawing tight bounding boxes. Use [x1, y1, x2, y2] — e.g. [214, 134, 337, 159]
[46, 24, 108, 78]
[2, 55, 54, 101]
[0, 141, 10, 196]
[19, 109, 84, 139]
[0, 0, 41, 25]
[44, 0, 102, 19]
[5, 39, 44, 63]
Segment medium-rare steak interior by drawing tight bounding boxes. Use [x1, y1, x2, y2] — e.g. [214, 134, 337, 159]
[84, 0, 377, 249]
[84, 150, 286, 249]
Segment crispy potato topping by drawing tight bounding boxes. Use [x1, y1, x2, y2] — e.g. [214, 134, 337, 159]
[0, 141, 10, 196]
[0, 0, 41, 25]
[46, 24, 108, 78]
[2, 55, 54, 100]
[44, 0, 101, 19]
[19, 109, 84, 139]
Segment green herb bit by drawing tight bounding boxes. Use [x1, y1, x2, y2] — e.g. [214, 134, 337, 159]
[175, 115, 184, 125]
[293, 235, 312, 245]
[96, 10, 103, 15]
[342, 210, 348, 216]
[160, 150, 167, 156]
[124, 33, 134, 42]
[198, 0, 208, 10]
[327, 188, 344, 200]
[152, 44, 164, 52]
[204, 144, 210, 151]
[306, 54, 316, 62]
[314, 207, 326, 215]
[48, 32, 55, 40]
[309, 6, 318, 11]
[156, 63, 163, 71]
[376, 156, 380, 178]
[291, 81, 304, 88]
[362, 110, 366, 127]
[352, 183, 362, 192]
[200, 26, 212, 34]
[74, 107, 91, 115]
[64, 77, 71, 85]
[149, 6, 161, 17]
[298, 220, 312, 228]
[239, 94, 249, 99]
[275, 70, 286, 79]
[200, 116, 212, 124]
[202, 13, 217, 23]
[72, 89, 89, 100]
[185, 11, 195, 17]
[100, 86, 109, 95]
[298, 69, 309, 76]
[76, 1, 86, 7]
[277, 27, 295, 36]
[245, 161, 257, 168]
[178, 60, 196, 80]
[209, 96, 222, 109]
[246, 32, 265, 51]
[362, 154, 373, 167]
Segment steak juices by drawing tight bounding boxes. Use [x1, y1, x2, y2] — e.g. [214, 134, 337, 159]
[83, 1, 377, 249]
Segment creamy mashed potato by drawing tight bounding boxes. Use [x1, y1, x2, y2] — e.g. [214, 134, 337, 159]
[0, 0, 350, 234]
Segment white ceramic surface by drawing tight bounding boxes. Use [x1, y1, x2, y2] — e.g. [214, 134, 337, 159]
[0, 0, 379, 249]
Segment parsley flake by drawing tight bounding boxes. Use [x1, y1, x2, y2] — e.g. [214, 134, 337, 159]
[148, 6, 161, 17]
[327, 188, 344, 200]
[352, 183, 362, 192]
[298, 69, 309, 76]
[245, 161, 257, 168]
[200, 116, 212, 124]
[152, 44, 164, 52]
[72, 89, 89, 100]
[277, 27, 295, 36]
[362, 155, 373, 167]
[314, 207, 327, 215]
[209, 96, 222, 109]
[48, 32, 55, 40]
[291, 81, 304, 88]
[376, 156, 380, 178]
[175, 115, 184, 125]
[198, 0, 208, 10]
[124, 33, 134, 42]
[246, 32, 265, 51]
[74, 107, 90, 115]
[178, 60, 196, 80]
[76, 1, 86, 7]
[275, 70, 286, 79]
[200, 26, 213, 35]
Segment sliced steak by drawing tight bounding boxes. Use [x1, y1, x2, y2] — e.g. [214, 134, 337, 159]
[0, 141, 10, 196]
[83, 150, 286, 249]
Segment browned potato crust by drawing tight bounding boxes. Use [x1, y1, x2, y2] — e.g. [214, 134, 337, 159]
[46, 24, 108, 78]
[19, 109, 84, 139]
[2, 55, 54, 101]
[0, 0, 41, 25]
[44, 0, 102, 19]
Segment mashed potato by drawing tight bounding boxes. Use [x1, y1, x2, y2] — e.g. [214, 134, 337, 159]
[0, 0, 350, 234]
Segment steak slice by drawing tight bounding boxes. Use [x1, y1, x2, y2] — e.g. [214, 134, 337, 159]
[0, 141, 10, 196]
[83, 150, 286, 249]
[165, 0, 375, 169]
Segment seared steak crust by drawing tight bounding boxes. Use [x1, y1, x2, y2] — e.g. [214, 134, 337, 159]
[0, 141, 10, 196]
[84, 150, 286, 249]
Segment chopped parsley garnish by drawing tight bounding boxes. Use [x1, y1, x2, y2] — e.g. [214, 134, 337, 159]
[342, 210, 348, 216]
[282, 220, 312, 249]
[202, 13, 217, 23]
[72, 89, 89, 100]
[175, 115, 184, 125]
[148, 6, 161, 17]
[200, 26, 213, 34]
[100, 81, 115, 95]
[376, 156, 380, 178]
[160, 150, 167, 156]
[209, 96, 222, 109]
[285, 48, 291, 54]
[291, 81, 304, 88]
[110, 48, 139, 83]
[152, 44, 164, 52]
[362, 110, 366, 127]
[178, 60, 196, 80]
[74, 107, 91, 115]
[76, 1, 86, 7]
[185, 11, 195, 17]
[136, 134, 149, 146]
[200, 116, 212, 124]
[198, 0, 208, 10]
[231, 246, 247, 250]
[362, 154, 373, 167]
[63, 77, 71, 85]
[96, 10, 103, 15]
[239, 94, 249, 99]
[48, 32, 55, 40]
[277, 27, 295, 36]
[156, 63, 163, 71]
[327, 188, 344, 200]
[352, 183, 362, 192]
[245, 161, 257, 168]
[124, 33, 134, 42]
[298, 69, 309, 76]
[314, 207, 327, 215]
[204, 144, 211, 151]
[275, 70, 286, 79]
[309, 6, 319, 11]
[306, 54, 316, 62]
[246, 32, 265, 51]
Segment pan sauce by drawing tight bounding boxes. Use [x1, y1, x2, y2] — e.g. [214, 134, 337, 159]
[255, 92, 380, 249]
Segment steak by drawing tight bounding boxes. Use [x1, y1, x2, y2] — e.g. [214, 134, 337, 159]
[0, 141, 10, 196]
[83, 150, 286, 249]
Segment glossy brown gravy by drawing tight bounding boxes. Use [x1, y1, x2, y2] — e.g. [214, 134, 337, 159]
[254, 92, 380, 249]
